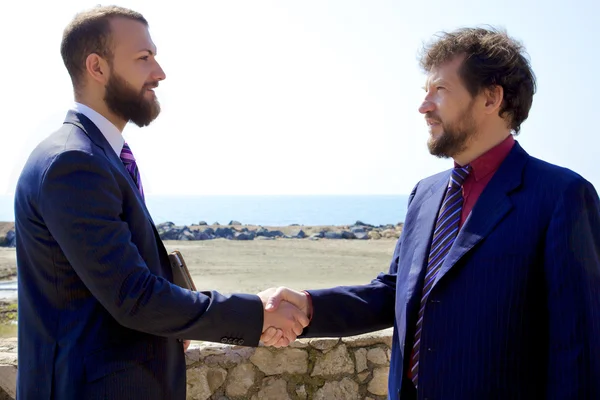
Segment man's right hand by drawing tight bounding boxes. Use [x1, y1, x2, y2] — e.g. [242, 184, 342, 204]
[258, 287, 312, 347]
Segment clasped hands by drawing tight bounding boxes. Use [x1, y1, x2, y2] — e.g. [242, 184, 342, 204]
[257, 287, 312, 347]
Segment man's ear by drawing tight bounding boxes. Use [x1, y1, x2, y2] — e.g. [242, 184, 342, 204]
[484, 84, 504, 115]
[85, 53, 110, 85]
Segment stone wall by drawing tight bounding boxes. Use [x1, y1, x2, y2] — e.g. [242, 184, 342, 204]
[0, 328, 393, 400]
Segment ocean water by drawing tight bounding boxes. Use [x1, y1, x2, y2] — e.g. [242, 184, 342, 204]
[1, 195, 409, 226]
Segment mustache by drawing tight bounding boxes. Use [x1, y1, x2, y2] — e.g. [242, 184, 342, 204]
[425, 112, 441, 122]
[143, 81, 159, 90]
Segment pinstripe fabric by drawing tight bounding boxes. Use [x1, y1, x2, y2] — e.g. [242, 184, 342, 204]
[300, 141, 600, 399]
[120, 142, 144, 200]
[409, 165, 471, 387]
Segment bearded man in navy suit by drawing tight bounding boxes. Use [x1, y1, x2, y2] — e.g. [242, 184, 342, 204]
[14, 6, 307, 399]
[261, 27, 600, 400]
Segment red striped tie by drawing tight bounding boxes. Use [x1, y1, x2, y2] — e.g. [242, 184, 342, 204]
[408, 165, 471, 387]
[120, 142, 144, 201]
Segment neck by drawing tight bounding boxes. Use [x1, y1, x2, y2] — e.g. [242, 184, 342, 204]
[453, 127, 512, 166]
[75, 94, 127, 132]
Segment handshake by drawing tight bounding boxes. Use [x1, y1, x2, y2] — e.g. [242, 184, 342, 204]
[257, 287, 312, 347]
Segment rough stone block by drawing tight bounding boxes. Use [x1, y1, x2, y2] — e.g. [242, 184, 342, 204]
[314, 377, 359, 400]
[309, 338, 339, 351]
[254, 377, 291, 400]
[367, 367, 390, 396]
[186, 366, 227, 400]
[226, 363, 255, 397]
[367, 347, 388, 365]
[311, 344, 354, 377]
[250, 348, 308, 375]
[354, 348, 368, 373]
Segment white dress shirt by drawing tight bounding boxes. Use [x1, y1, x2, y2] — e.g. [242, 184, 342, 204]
[72, 102, 124, 156]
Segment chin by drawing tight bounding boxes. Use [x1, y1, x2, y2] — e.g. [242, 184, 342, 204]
[428, 131, 445, 144]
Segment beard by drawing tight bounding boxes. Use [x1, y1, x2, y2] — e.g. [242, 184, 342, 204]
[427, 100, 477, 159]
[104, 70, 161, 127]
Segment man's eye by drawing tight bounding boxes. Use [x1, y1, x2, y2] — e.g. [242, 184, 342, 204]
[436, 86, 445, 91]
[139, 56, 149, 61]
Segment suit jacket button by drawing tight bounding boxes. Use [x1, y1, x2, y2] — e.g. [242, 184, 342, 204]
[221, 337, 228, 344]
[227, 338, 235, 345]
[238, 339, 244, 345]
[231, 339, 239, 345]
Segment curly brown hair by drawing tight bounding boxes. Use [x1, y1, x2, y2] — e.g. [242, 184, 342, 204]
[60, 6, 148, 90]
[419, 27, 536, 134]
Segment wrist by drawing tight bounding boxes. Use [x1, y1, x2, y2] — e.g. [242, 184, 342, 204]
[301, 290, 313, 323]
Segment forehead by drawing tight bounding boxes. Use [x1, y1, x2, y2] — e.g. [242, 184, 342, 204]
[109, 17, 156, 54]
[426, 56, 465, 85]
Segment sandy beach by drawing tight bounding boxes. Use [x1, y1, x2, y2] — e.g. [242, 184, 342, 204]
[0, 220, 400, 289]
[0, 237, 398, 292]
[163, 238, 398, 294]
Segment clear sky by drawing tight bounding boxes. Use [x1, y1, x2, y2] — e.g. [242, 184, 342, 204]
[1, 0, 598, 196]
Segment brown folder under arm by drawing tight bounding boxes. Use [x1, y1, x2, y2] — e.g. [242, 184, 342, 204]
[168, 250, 197, 291]
[168, 250, 197, 344]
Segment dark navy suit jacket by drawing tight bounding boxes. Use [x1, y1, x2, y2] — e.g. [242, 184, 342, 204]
[303, 142, 600, 399]
[14, 111, 264, 399]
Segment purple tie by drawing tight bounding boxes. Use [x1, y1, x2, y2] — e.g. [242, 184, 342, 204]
[408, 165, 471, 387]
[120, 142, 144, 201]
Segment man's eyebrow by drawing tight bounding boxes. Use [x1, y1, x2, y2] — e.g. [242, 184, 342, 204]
[422, 77, 451, 91]
[432, 78, 450, 86]
[138, 48, 156, 56]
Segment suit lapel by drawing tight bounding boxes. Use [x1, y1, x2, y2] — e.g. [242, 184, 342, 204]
[431, 142, 528, 289]
[64, 111, 157, 227]
[405, 172, 450, 302]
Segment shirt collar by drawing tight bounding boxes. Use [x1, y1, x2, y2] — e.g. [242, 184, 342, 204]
[72, 102, 124, 156]
[455, 135, 515, 181]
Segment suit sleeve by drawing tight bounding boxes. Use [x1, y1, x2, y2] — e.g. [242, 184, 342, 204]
[301, 183, 419, 337]
[39, 150, 264, 345]
[544, 178, 600, 399]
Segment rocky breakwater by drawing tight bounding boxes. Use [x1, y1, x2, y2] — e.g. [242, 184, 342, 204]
[0, 328, 394, 400]
[0, 223, 15, 248]
[156, 221, 403, 242]
[0, 221, 403, 247]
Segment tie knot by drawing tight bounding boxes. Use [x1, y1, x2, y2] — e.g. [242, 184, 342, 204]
[449, 165, 471, 189]
[120, 142, 136, 164]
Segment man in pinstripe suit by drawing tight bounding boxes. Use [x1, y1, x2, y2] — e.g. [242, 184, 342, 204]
[259, 27, 600, 399]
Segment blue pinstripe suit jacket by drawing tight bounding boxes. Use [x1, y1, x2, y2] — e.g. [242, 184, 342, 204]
[304, 141, 600, 399]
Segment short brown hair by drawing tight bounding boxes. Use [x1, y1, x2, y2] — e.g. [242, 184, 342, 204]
[420, 27, 536, 134]
[60, 5, 148, 89]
